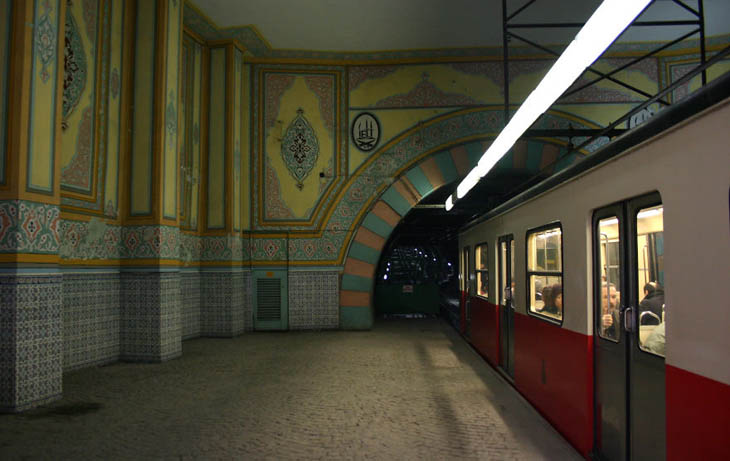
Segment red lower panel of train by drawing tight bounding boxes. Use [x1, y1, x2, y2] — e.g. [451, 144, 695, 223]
[666, 365, 730, 461]
[462, 299, 593, 456]
[459, 291, 467, 334]
[468, 296, 500, 366]
[512, 313, 593, 457]
[463, 298, 730, 459]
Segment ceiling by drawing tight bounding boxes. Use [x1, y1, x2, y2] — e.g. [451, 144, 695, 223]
[191, 0, 730, 52]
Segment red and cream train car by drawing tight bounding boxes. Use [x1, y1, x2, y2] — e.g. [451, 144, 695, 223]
[457, 91, 729, 460]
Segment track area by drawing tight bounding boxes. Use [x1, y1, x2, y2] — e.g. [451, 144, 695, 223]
[0, 319, 580, 460]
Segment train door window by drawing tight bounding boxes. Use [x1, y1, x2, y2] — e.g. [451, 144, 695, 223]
[459, 247, 466, 292]
[598, 216, 621, 341]
[636, 205, 665, 357]
[499, 241, 507, 305]
[510, 239, 515, 298]
[526, 224, 563, 322]
[475, 244, 489, 298]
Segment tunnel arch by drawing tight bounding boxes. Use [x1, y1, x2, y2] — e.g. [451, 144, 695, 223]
[338, 132, 581, 329]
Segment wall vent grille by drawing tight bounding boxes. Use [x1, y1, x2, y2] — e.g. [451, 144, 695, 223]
[257, 279, 281, 321]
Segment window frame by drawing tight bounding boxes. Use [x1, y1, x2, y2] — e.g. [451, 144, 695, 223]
[593, 206, 624, 343]
[632, 200, 666, 358]
[461, 245, 471, 294]
[525, 222, 564, 325]
[474, 242, 490, 300]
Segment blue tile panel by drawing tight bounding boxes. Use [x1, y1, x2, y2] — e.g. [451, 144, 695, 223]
[347, 242, 380, 265]
[434, 150, 459, 184]
[340, 306, 373, 330]
[120, 272, 182, 362]
[465, 142, 483, 168]
[63, 273, 120, 372]
[380, 187, 411, 217]
[181, 271, 201, 340]
[0, 274, 63, 412]
[341, 274, 372, 292]
[404, 167, 434, 198]
[362, 213, 393, 239]
[288, 271, 339, 330]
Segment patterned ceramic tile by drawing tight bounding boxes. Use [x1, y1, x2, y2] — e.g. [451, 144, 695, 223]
[62, 273, 120, 371]
[243, 272, 253, 332]
[0, 201, 61, 254]
[120, 225, 180, 260]
[288, 271, 339, 330]
[201, 271, 250, 337]
[0, 274, 63, 412]
[59, 219, 121, 260]
[181, 271, 201, 340]
[120, 272, 181, 362]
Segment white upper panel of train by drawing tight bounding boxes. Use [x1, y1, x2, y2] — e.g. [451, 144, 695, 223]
[459, 96, 730, 385]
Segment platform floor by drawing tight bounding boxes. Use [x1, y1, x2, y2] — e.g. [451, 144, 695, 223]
[0, 318, 581, 460]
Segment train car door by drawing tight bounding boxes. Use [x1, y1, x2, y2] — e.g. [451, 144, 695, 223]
[461, 246, 471, 337]
[498, 235, 515, 378]
[593, 193, 666, 460]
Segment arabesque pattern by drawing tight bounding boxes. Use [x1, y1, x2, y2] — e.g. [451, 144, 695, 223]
[0, 201, 61, 254]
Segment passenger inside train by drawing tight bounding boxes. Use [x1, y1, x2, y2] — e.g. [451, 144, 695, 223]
[540, 284, 562, 318]
[643, 320, 666, 356]
[600, 283, 620, 340]
[639, 282, 664, 325]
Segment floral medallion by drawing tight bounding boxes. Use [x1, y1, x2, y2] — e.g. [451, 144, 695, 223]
[166, 90, 177, 148]
[35, 1, 57, 84]
[63, 9, 87, 121]
[281, 108, 318, 190]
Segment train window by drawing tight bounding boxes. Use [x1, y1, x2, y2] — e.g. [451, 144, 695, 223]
[461, 246, 470, 294]
[636, 205, 665, 357]
[510, 239, 515, 298]
[459, 249, 464, 292]
[598, 216, 621, 342]
[526, 224, 563, 322]
[475, 244, 489, 298]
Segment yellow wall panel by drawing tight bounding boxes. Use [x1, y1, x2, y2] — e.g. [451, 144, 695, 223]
[349, 64, 501, 108]
[162, 0, 180, 219]
[190, 41, 202, 228]
[179, 42, 188, 221]
[265, 76, 334, 218]
[104, 0, 124, 216]
[60, 0, 98, 193]
[680, 60, 730, 97]
[233, 50, 242, 231]
[241, 63, 251, 231]
[27, 0, 61, 193]
[348, 108, 454, 175]
[207, 47, 225, 228]
[130, 0, 156, 215]
[0, 0, 11, 184]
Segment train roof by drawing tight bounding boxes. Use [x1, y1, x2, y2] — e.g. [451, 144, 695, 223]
[460, 69, 730, 234]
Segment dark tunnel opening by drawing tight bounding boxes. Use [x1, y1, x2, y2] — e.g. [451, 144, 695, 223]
[373, 184, 462, 327]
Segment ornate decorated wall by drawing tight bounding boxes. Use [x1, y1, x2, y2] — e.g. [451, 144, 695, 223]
[2, 0, 728, 413]
[182, 2, 730, 330]
[0, 0, 10, 186]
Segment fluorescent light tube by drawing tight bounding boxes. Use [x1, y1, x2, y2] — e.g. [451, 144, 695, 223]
[446, 0, 651, 208]
[445, 195, 454, 211]
[457, 169, 481, 198]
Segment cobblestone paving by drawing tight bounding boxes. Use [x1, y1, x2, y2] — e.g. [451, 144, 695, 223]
[0, 319, 581, 460]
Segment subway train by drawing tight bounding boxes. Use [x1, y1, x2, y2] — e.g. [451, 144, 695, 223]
[456, 83, 729, 459]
